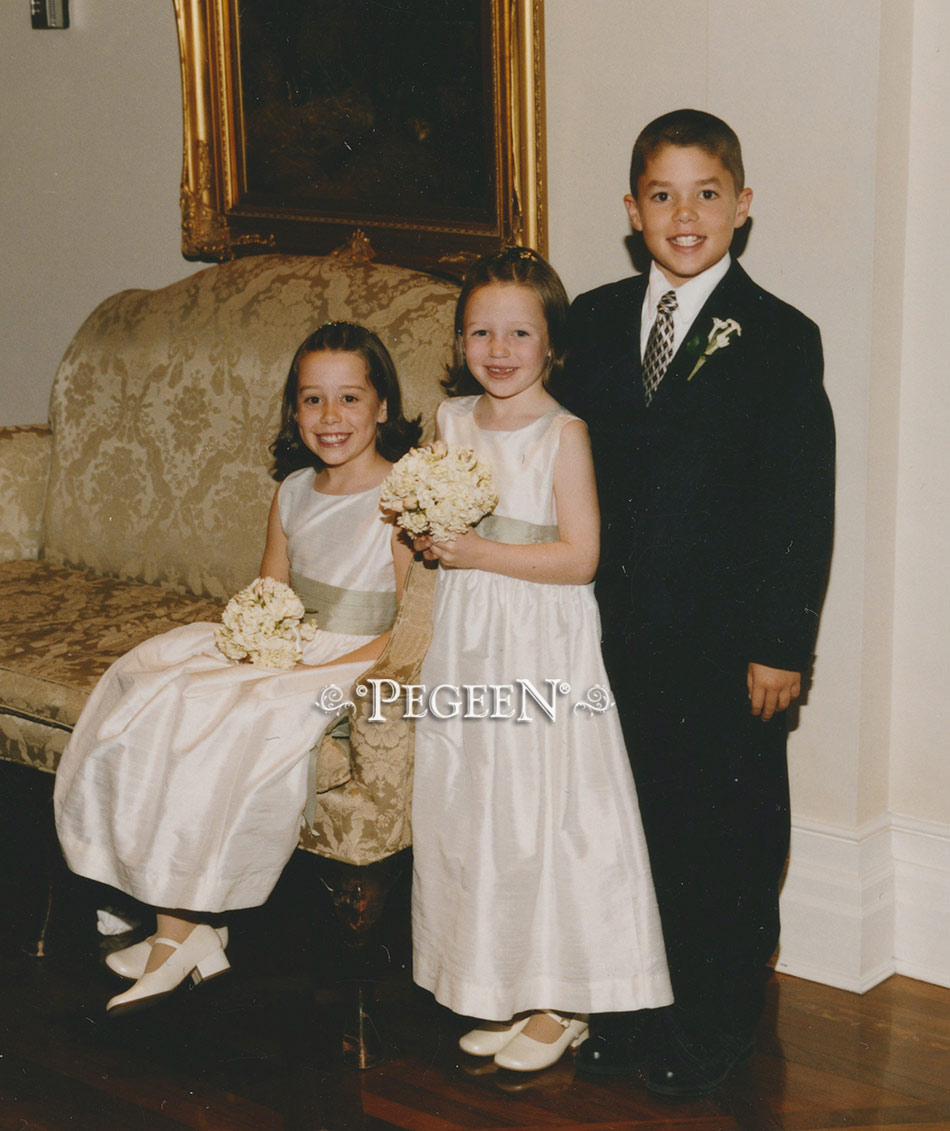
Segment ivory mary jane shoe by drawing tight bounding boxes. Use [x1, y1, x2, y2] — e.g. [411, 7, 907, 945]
[459, 1015, 530, 1057]
[106, 924, 230, 1015]
[493, 1012, 589, 1072]
[105, 926, 229, 980]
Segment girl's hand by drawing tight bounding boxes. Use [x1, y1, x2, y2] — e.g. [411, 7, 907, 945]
[428, 527, 487, 570]
[412, 533, 437, 561]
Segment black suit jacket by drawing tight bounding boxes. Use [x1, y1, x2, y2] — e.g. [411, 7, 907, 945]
[562, 260, 835, 681]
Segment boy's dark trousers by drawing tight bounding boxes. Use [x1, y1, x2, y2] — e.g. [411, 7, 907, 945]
[564, 259, 835, 1057]
[602, 636, 790, 1043]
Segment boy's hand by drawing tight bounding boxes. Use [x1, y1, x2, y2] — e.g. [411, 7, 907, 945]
[747, 663, 801, 721]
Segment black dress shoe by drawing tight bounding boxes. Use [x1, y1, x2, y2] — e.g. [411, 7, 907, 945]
[575, 1021, 654, 1077]
[646, 1032, 755, 1098]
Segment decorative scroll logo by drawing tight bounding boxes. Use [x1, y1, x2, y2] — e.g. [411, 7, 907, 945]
[573, 685, 615, 715]
[314, 684, 356, 714]
[314, 679, 615, 723]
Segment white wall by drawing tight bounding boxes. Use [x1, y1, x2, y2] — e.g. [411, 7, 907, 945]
[0, 2, 200, 425]
[1, 0, 947, 990]
[887, 1, 950, 986]
[891, 2, 950, 827]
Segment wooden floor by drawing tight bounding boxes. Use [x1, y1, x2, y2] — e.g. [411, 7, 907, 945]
[1, 764, 947, 1131]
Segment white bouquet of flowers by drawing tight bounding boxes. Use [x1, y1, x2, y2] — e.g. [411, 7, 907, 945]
[214, 577, 317, 670]
[380, 440, 498, 543]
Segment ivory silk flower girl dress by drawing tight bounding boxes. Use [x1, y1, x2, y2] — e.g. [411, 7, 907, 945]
[411, 395, 672, 1021]
[54, 470, 396, 913]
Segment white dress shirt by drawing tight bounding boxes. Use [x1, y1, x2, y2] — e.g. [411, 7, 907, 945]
[639, 253, 732, 361]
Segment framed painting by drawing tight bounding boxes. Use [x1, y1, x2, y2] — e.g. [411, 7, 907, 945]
[174, 0, 546, 274]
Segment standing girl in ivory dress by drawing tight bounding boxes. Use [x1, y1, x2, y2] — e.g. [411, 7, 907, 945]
[411, 248, 672, 1073]
[55, 321, 417, 1014]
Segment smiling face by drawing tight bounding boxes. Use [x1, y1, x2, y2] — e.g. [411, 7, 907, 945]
[461, 283, 551, 403]
[295, 350, 387, 473]
[624, 143, 752, 287]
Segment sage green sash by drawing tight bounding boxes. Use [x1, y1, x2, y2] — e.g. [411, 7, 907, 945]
[291, 571, 396, 636]
[476, 513, 559, 545]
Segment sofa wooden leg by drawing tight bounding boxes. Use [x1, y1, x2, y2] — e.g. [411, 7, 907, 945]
[23, 788, 63, 959]
[342, 980, 381, 1070]
[316, 850, 409, 1069]
[23, 879, 55, 958]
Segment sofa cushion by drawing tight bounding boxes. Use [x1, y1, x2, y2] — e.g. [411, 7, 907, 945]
[0, 560, 222, 735]
[0, 713, 69, 774]
[41, 254, 457, 600]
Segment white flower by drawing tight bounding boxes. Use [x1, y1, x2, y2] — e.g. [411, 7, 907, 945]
[380, 442, 498, 543]
[687, 317, 741, 382]
[707, 317, 741, 353]
[214, 577, 316, 670]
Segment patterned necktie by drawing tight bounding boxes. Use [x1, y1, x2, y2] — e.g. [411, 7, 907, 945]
[642, 289, 678, 406]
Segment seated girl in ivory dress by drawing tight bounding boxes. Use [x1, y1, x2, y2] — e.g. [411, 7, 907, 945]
[54, 321, 418, 1014]
[411, 248, 672, 1073]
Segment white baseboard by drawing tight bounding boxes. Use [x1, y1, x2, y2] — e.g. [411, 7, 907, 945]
[891, 813, 950, 989]
[776, 814, 895, 992]
[776, 812, 950, 992]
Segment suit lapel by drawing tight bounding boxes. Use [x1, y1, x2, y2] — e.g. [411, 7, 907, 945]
[612, 273, 648, 408]
[627, 272, 649, 378]
[587, 273, 649, 416]
[650, 260, 753, 408]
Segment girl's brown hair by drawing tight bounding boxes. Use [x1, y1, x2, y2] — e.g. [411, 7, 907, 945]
[270, 321, 421, 481]
[443, 247, 570, 397]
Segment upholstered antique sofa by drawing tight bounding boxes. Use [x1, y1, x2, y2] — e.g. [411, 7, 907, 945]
[0, 252, 458, 1050]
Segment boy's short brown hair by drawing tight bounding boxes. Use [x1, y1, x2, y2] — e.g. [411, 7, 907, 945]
[629, 109, 745, 197]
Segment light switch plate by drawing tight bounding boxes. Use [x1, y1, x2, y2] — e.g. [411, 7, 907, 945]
[31, 0, 69, 29]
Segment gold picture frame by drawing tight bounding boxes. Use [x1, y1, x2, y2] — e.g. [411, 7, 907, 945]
[174, 0, 546, 274]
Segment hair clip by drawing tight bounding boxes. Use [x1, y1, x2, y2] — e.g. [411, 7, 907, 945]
[495, 245, 540, 262]
[499, 246, 540, 261]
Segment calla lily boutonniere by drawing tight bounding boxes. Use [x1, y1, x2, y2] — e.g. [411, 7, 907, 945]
[686, 317, 742, 382]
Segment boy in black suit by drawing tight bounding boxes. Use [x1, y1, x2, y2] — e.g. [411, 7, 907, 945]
[562, 110, 835, 1097]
